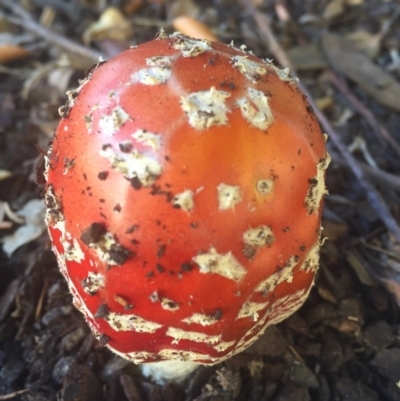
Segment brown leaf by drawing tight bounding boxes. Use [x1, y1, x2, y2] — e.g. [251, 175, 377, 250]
[0, 44, 30, 63]
[321, 33, 400, 112]
[287, 43, 328, 70]
[173, 16, 218, 41]
[288, 31, 380, 71]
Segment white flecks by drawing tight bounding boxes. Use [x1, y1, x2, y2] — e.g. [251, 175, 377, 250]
[58, 262, 100, 334]
[63, 158, 75, 175]
[100, 145, 162, 187]
[149, 290, 159, 303]
[46, 193, 85, 264]
[263, 59, 299, 83]
[132, 129, 162, 151]
[180, 87, 231, 130]
[59, 75, 91, 117]
[192, 247, 247, 282]
[255, 255, 299, 295]
[43, 153, 51, 183]
[233, 287, 310, 357]
[50, 239, 68, 279]
[82, 272, 105, 295]
[84, 112, 93, 134]
[157, 349, 217, 363]
[305, 154, 331, 215]
[243, 225, 275, 248]
[61, 236, 85, 263]
[172, 190, 194, 212]
[171, 33, 211, 57]
[44, 185, 64, 225]
[264, 287, 310, 326]
[107, 347, 154, 364]
[300, 239, 322, 273]
[160, 297, 180, 311]
[147, 55, 174, 68]
[231, 56, 267, 82]
[247, 203, 257, 213]
[182, 313, 218, 327]
[237, 301, 269, 321]
[131, 55, 174, 85]
[86, 231, 126, 266]
[106, 311, 163, 333]
[237, 88, 274, 131]
[131, 67, 171, 86]
[213, 340, 236, 353]
[217, 183, 242, 210]
[99, 106, 130, 135]
[166, 327, 221, 345]
[256, 179, 274, 195]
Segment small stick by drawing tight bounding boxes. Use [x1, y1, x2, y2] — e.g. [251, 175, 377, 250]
[0, 0, 103, 63]
[0, 389, 29, 400]
[355, 161, 400, 191]
[35, 279, 48, 320]
[288, 345, 305, 364]
[240, 0, 400, 243]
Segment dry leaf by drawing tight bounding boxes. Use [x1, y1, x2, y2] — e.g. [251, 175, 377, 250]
[323, 0, 345, 19]
[288, 31, 381, 71]
[47, 67, 75, 94]
[1, 199, 46, 256]
[336, 319, 361, 333]
[0, 44, 30, 63]
[39, 6, 56, 28]
[316, 96, 333, 111]
[167, 0, 199, 20]
[0, 170, 12, 181]
[345, 31, 381, 59]
[287, 43, 327, 70]
[317, 286, 338, 304]
[83, 7, 133, 44]
[124, 0, 143, 15]
[345, 251, 375, 286]
[321, 33, 400, 112]
[173, 16, 218, 41]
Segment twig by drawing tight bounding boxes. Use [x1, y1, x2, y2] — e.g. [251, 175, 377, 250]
[240, 0, 400, 243]
[326, 70, 400, 156]
[0, 389, 29, 400]
[35, 279, 48, 320]
[355, 162, 400, 191]
[0, 0, 103, 63]
[329, 147, 400, 190]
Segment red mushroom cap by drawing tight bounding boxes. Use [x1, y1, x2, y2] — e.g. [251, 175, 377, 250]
[44, 32, 329, 365]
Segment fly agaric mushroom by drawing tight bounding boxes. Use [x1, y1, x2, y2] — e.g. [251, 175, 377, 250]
[43, 32, 329, 383]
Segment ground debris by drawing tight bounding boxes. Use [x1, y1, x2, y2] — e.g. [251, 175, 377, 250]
[0, 1, 399, 400]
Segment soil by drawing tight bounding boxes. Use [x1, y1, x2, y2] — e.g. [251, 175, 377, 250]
[1, 1, 400, 400]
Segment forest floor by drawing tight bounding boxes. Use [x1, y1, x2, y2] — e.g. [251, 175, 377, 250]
[1, 0, 400, 400]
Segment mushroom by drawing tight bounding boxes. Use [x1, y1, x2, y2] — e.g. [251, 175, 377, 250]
[43, 32, 329, 384]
